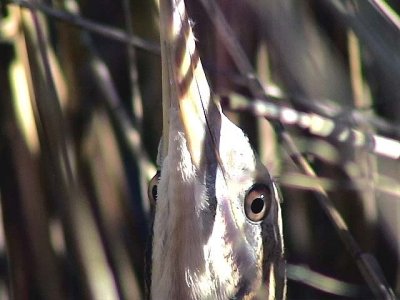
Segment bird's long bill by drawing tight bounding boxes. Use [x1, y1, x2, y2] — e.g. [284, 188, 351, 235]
[160, 0, 213, 168]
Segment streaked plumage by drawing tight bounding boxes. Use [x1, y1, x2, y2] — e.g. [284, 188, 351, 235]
[149, 0, 286, 298]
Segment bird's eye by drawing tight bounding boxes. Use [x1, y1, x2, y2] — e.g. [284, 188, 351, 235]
[148, 171, 161, 204]
[244, 183, 272, 222]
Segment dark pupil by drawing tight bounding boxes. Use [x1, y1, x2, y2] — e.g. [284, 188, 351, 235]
[251, 197, 264, 214]
[152, 185, 158, 200]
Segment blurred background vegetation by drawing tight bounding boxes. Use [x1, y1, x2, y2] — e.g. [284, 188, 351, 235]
[0, 0, 399, 299]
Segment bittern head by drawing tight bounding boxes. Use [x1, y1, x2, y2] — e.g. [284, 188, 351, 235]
[149, 0, 285, 299]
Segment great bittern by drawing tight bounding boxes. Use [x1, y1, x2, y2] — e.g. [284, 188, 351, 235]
[148, 0, 286, 298]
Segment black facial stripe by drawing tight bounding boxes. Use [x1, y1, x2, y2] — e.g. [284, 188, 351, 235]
[200, 102, 222, 241]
